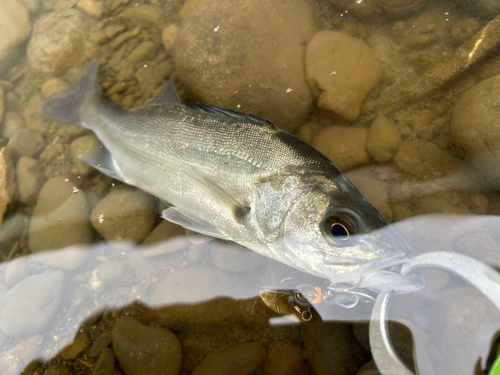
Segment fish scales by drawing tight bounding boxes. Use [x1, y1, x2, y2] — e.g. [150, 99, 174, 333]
[43, 58, 422, 293]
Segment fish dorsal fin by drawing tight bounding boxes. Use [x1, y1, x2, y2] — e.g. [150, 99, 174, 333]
[190, 103, 272, 125]
[162, 207, 227, 240]
[80, 145, 127, 183]
[182, 163, 250, 221]
[149, 76, 182, 105]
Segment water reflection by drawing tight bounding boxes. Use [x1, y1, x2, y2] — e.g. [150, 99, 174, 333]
[0, 214, 499, 374]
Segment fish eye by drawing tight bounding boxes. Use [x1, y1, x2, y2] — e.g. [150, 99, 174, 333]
[321, 209, 360, 246]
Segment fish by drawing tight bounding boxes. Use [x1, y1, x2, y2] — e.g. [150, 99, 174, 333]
[43, 58, 422, 293]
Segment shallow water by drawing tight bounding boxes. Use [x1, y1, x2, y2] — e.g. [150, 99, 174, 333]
[1, 0, 500, 374]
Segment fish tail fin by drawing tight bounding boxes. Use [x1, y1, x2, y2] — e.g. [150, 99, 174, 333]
[43, 58, 102, 128]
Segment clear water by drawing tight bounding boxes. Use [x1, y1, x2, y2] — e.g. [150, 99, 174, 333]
[1, 0, 500, 374]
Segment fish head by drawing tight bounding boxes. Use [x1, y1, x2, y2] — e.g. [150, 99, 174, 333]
[280, 173, 416, 288]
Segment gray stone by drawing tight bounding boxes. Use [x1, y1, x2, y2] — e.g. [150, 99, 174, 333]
[70, 134, 101, 175]
[452, 74, 500, 185]
[8, 129, 45, 157]
[174, 0, 316, 133]
[366, 114, 401, 163]
[306, 31, 380, 121]
[0, 213, 29, 252]
[0, 147, 17, 224]
[112, 316, 182, 375]
[90, 186, 156, 243]
[128, 41, 157, 62]
[311, 126, 370, 171]
[267, 343, 307, 375]
[0, 271, 64, 338]
[16, 157, 43, 205]
[4, 258, 30, 287]
[41, 79, 70, 99]
[192, 342, 266, 375]
[0, 0, 31, 75]
[1, 112, 26, 139]
[29, 177, 92, 252]
[91, 348, 115, 375]
[27, 9, 93, 75]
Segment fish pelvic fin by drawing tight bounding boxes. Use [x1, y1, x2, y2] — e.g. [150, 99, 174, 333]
[149, 76, 182, 105]
[162, 207, 228, 240]
[43, 58, 102, 127]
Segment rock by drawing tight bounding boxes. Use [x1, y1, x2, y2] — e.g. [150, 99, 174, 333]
[348, 175, 392, 221]
[37, 247, 88, 269]
[118, 6, 168, 28]
[91, 348, 115, 375]
[77, 0, 103, 18]
[302, 321, 368, 375]
[29, 177, 92, 252]
[24, 94, 51, 134]
[161, 24, 178, 53]
[112, 316, 182, 375]
[311, 126, 370, 171]
[174, 0, 316, 133]
[0, 87, 3, 124]
[27, 9, 93, 75]
[453, 0, 500, 18]
[212, 241, 263, 272]
[1, 112, 26, 139]
[267, 344, 306, 375]
[192, 342, 266, 375]
[356, 360, 380, 374]
[394, 141, 460, 179]
[305, 31, 380, 121]
[330, 0, 426, 18]
[296, 121, 321, 144]
[90, 186, 156, 242]
[451, 74, 500, 185]
[8, 129, 45, 157]
[104, 24, 125, 39]
[0, 147, 17, 224]
[128, 41, 157, 62]
[60, 332, 91, 360]
[0, 213, 29, 252]
[142, 220, 185, 246]
[88, 332, 112, 358]
[70, 135, 101, 175]
[0, 270, 64, 338]
[95, 261, 124, 281]
[366, 114, 400, 162]
[41, 78, 70, 99]
[16, 157, 43, 205]
[0, 0, 31, 75]
[4, 258, 30, 287]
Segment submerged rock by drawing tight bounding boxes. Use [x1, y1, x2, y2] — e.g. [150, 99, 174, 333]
[0, 270, 64, 338]
[90, 186, 156, 242]
[312, 126, 370, 171]
[8, 129, 45, 157]
[112, 316, 182, 375]
[0, 87, 3, 125]
[0, 147, 17, 224]
[192, 342, 266, 375]
[29, 177, 92, 252]
[41, 78, 70, 99]
[174, 0, 316, 133]
[70, 134, 101, 176]
[27, 9, 93, 75]
[1, 112, 26, 139]
[0, 0, 31, 75]
[452, 74, 500, 185]
[366, 114, 401, 162]
[16, 157, 43, 205]
[306, 31, 380, 121]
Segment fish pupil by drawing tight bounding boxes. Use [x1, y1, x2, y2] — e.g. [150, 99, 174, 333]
[331, 222, 349, 241]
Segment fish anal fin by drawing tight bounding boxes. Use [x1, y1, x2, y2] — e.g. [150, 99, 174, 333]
[162, 208, 227, 240]
[80, 146, 126, 183]
[149, 76, 182, 106]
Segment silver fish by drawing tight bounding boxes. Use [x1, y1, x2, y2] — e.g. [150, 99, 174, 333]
[44, 59, 420, 292]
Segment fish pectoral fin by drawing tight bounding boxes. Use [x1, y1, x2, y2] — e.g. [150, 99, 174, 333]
[149, 76, 182, 105]
[182, 163, 250, 222]
[80, 146, 126, 183]
[162, 207, 228, 240]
